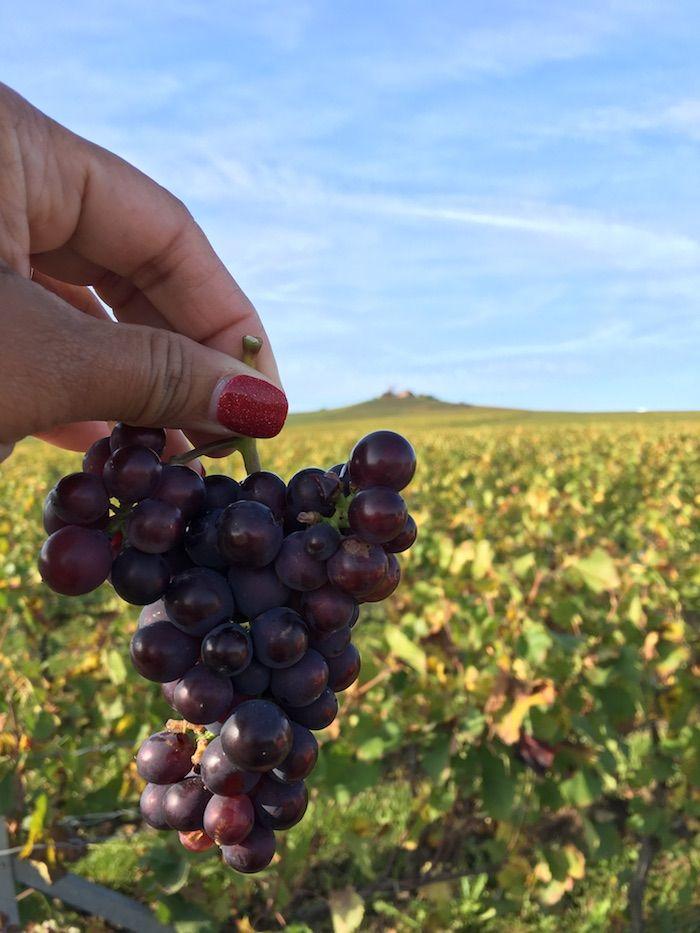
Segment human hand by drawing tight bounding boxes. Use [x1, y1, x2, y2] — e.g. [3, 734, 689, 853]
[0, 83, 287, 459]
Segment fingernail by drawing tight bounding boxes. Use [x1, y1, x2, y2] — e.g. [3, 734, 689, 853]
[215, 375, 288, 438]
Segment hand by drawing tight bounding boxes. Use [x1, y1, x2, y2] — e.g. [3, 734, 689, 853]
[0, 84, 288, 459]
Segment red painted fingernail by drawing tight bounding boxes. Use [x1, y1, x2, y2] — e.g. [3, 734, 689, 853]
[215, 375, 288, 438]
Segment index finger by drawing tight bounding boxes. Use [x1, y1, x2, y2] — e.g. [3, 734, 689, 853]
[14, 87, 280, 383]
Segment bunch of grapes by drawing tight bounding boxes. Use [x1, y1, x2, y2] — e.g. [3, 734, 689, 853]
[38, 422, 417, 873]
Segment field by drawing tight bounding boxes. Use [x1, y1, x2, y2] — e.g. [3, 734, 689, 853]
[1, 399, 699, 931]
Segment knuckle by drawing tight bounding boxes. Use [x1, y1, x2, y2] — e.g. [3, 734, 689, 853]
[131, 328, 193, 427]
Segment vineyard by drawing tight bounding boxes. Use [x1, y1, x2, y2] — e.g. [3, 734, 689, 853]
[1, 400, 699, 931]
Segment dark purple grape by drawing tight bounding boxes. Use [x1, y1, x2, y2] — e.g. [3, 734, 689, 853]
[362, 552, 400, 602]
[327, 536, 388, 598]
[136, 731, 195, 784]
[154, 464, 206, 521]
[301, 583, 356, 634]
[326, 643, 361, 691]
[140, 783, 170, 829]
[227, 565, 290, 619]
[304, 523, 341, 560]
[163, 776, 211, 831]
[221, 699, 292, 772]
[129, 619, 200, 682]
[163, 545, 194, 576]
[204, 474, 240, 509]
[348, 486, 407, 544]
[251, 608, 308, 669]
[231, 658, 270, 696]
[162, 680, 179, 707]
[203, 794, 254, 845]
[164, 567, 234, 637]
[274, 532, 327, 591]
[103, 445, 162, 503]
[42, 498, 69, 535]
[200, 737, 260, 796]
[328, 463, 345, 476]
[307, 624, 351, 659]
[112, 547, 170, 604]
[110, 423, 166, 454]
[384, 514, 417, 553]
[82, 437, 112, 476]
[270, 650, 328, 707]
[349, 603, 360, 628]
[201, 623, 251, 676]
[185, 509, 226, 570]
[348, 430, 416, 492]
[51, 472, 110, 525]
[285, 688, 338, 730]
[39, 526, 112, 596]
[253, 775, 308, 830]
[272, 723, 318, 783]
[126, 498, 184, 553]
[218, 501, 283, 568]
[286, 468, 340, 518]
[240, 471, 286, 519]
[173, 665, 234, 724]
[221, 824, 276, 873]
[138, 599, 168, 627]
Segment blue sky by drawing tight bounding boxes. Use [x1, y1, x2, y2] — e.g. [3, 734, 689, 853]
[3, 1, 700, 411]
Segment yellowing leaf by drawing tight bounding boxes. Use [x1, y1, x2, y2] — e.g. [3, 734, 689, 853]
[449, 540, 474, 575]
[572, 548, 620, 593]
[493, 680, 556, 745]
[473, 540, 493, 579]
[329, 887, 364, 933]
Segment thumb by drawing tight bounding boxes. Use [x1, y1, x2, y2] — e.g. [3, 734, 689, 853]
[0, 266, 288, 445]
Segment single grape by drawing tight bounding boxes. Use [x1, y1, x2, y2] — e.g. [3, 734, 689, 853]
[201, 622, 252, 676]
[162, 680, 179, 707]
[286, 467, 340, 519]
[136, 731, 195, 784]
[300, 583, 356, 634]
[111, 547, 171, 604]
[163, 545, 194, 576]
[227, 564, 290, 619]
[173, 665, 234, 724]
[272, 723, 318, 783]
[251, 607, 308, 669]
[218, 500, 283, 568]
[349, 602, 360, 628]
[204, 474, 240, 509]
[185, 509, 226, 570]
[164, 567, 235, 637]
[231, 658, 270, 696]
[82, 436, 112, 476]
[38, 526, 113, 596]
[200, 736, 260, 796]
[304, 522, 341, 560]
[239, 471, 286, 519]
[384, 513, 417, 553]
[42, 498, 108, 535]
[348, 430, 416, 491]
[126, 498, 184, 553]
[51, 472, 110, 525]
[253, 775, 308, 830]
[270, 650, 329, 708]
[274, 532, 327, 591]
[103, 444, 162, 503]
[285, 688, 338, 730]
[221, 823, 276, 873]
[307, 624, 351, 659]
[154, 464, 206, 521]
[326, 643, 361, 691]
[110, 423, 166, 454]
[328, 463, 344, 476]
[163, 776, 212, 831]
[203, 793, 254, 845]
[138, 599, 168, 627]
[140, 783, 170, 830]
[129, 619, 200, 682]
[327, 536, 388, 598]
[221, 699, 293, 772]
[348, 486, 407, 544]
[178, 829, 214, 852]
[362, 552, 400, 602]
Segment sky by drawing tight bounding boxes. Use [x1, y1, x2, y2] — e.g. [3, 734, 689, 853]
[2, 0, 700, 411]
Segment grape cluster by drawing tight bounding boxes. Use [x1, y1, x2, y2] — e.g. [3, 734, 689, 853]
[38, 425, 417, 873]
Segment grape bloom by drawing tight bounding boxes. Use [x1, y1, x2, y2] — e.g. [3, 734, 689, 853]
[38, 410, 417, 875]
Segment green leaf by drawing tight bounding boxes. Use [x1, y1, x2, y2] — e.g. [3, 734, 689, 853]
[104, 648, 127, 686]
[560, 769, 603, 807]
[572, 548, 620, 593]
[385, 625, 426, 674]
[480, 749, 514, 821]
[329, 887, 364, 933]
